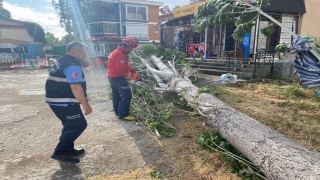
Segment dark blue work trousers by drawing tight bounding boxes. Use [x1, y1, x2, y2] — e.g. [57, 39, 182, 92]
[49, 104, 87, 155]
[108, 77, 132, 119]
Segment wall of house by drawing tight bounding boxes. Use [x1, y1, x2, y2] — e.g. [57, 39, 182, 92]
[121, 4, 160, 42]
[17, 44, 42, 59]
[0, 28, 33, 42]
[299, 0, 320, 40]
[0, 39, 36, 44]
[148, 5, 160, 41]
[249, 21, 267, 53]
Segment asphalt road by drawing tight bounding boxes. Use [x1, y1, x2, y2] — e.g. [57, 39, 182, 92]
[0, 67, 161, 180]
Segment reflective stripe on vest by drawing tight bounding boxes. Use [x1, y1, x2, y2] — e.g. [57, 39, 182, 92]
[47, 76, 68, 82]
[47, 76, 86, 82]
[46, 98, 79, 103]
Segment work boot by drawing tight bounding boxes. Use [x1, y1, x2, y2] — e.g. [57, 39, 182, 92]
[120, 115, 135, 121]
[67, 148, 85, 159]
[51, 154, 80, 164]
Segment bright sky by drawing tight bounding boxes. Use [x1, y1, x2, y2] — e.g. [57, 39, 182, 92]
[3, 0, 67, 39]
[3, 0, 190, 40]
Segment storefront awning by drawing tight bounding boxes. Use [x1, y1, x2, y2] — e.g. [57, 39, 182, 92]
[164, 14, 194, 27]
[262, 0, 306, 14]
[173, 1, 205, 18]
[164, 0, 208, 27]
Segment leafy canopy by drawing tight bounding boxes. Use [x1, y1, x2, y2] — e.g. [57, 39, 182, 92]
[24, 21, 47, 44]
[52, 0, 97, 38]
[275, 42, 288, 53]
[123, 44, 196, 137]
[60, 34, 78, 45]
[0, 0, 11, 19]
[0, 7, 10, 19]
[194, 0, 270, 40]
[45, 32, 60, 45]
[260, 23, 274, 38]
[301, 34, 320, 48]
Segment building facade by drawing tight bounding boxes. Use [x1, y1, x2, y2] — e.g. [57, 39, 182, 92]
[88, 0, 164, 57]
[89, 0, 163, 42]
[161, 0, 306, 58]
[299, 0, 320, 41]
[0, 19, 43, 58]
[0, 19, 33, 42]
[159, 5, 174, 48]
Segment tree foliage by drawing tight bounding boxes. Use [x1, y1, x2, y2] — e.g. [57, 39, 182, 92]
[45, 32, 60, 45]
[260, 23, 275, 49]
[52, 0, 97, 38]
[301, 34, 320, 48]
[197, 131, 265, 179]
[0, 7, 10, 19]
[23, 21, 47, 44]
[124, 45, 197, 136]
[260, 23, 274, 38]
[275, 42, 288, 57]
[60, 34, 78, 45]
[0, 0, 11, 19]
[194, 0, 270, 40]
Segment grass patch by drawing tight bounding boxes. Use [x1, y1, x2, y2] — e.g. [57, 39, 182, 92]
[215, 81, 320, 151]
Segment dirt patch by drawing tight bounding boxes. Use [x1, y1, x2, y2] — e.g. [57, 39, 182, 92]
[89, 118, 240, 180]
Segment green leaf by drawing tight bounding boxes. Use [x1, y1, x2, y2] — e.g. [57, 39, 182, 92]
[260, 23, 275, 37]
[275, 42, 288, 53]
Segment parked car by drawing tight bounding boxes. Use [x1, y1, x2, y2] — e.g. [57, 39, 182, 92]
[0, 43, 24, 60]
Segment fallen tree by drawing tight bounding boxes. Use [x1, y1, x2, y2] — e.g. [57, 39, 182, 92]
[130, 52, 320, 179]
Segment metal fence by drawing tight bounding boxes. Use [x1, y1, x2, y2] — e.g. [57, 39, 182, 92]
[253, 50, 278, 78]
[221, 49, 279, 79]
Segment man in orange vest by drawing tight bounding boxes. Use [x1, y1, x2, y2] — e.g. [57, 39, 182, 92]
[107, 37, 138, 121]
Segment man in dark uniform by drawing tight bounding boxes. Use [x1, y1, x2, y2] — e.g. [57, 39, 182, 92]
[45, 41, 92, 164]
[107, 37, 138, 121]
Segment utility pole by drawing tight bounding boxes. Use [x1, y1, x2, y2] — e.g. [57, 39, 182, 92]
[204, 27, 208, 59]
[119, 0, 122, 37]
[252, 15, 260, 61]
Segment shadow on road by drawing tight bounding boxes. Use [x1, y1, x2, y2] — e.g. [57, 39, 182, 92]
[51, 161, 83, 180]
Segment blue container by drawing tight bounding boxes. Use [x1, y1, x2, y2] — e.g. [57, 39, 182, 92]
[241, 34, 251, 58]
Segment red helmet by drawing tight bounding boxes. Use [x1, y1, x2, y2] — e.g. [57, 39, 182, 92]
[122, 37, 138, 48]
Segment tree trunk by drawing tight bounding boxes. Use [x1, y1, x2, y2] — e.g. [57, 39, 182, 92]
[169, 78, 320, 179]
[136, 55, 320, 180]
